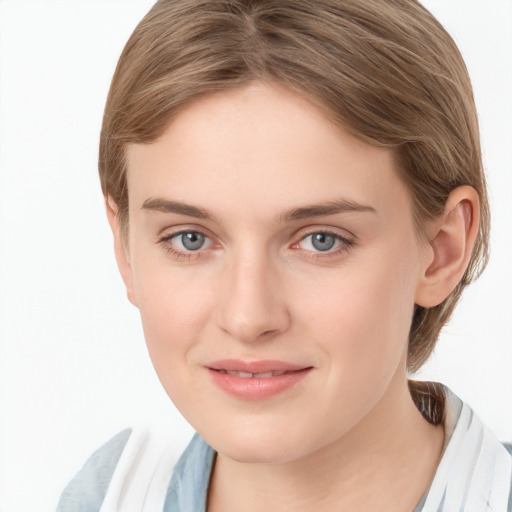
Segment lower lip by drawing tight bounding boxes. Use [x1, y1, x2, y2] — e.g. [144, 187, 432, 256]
[207, 368, 312, 400]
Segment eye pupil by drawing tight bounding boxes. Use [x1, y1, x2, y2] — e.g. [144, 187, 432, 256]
[311, 233, 336, 251]
[181, 232, 205, 251]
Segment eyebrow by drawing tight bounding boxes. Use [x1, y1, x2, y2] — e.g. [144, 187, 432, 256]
[141, 197, 377, 223]
[279, 199, 377, 222]
[142, 198, 215, 221]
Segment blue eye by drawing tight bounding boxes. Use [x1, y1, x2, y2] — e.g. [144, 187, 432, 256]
[310, 233, 336, 251]
[298, 231, 348, 253]
[171, 231, 209, 251]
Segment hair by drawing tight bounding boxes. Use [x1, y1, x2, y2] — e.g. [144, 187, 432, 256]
[99, 0, 490, 402]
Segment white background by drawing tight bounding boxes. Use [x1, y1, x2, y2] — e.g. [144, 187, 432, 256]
[0, 1, 511, 511]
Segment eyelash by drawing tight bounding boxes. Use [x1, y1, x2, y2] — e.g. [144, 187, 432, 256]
[157, 229, 355, 261]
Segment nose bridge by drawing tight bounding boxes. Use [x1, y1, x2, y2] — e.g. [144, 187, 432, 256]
[215, 243, 289, 343]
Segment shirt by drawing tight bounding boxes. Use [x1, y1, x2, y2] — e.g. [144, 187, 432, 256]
[56, 385, 512, 512]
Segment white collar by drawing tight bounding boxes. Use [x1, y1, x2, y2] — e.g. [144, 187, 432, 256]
[420, 386, 511, 512]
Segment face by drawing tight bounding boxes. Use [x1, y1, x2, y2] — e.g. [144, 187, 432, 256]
[118, 83, 432, 463]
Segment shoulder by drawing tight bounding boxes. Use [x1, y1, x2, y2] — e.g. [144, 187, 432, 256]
[56, 426, 188, 512]
[56, 429, 132, 512]
[414, 384, 512, 512]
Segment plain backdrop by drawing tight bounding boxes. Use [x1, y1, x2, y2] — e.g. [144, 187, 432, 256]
[0, 1, 511, 511]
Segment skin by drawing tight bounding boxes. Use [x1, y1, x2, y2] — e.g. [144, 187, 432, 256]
[107, 82, 479, 511]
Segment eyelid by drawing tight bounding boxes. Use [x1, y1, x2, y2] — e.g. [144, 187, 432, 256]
[293, 225, 355, 244]
[157, 222, 214, 238]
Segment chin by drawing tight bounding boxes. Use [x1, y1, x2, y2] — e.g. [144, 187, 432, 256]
[200, 422, 304, 464]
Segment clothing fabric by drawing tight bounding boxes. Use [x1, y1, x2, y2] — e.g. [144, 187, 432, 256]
[56, 386, 512, 512]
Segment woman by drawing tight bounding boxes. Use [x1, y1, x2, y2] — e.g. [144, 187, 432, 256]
[57, 1, 512, 510]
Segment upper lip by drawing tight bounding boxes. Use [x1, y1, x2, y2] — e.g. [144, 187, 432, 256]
[207, 359, 310, 373]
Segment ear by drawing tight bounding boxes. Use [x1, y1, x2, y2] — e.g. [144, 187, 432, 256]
[105, 197, 138, 307]
[415, 186, 480, 308]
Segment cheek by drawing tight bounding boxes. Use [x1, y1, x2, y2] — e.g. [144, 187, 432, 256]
[134, 268, 217, 415]
[294, 249, 417, 374]
[133, 259, 214, 364]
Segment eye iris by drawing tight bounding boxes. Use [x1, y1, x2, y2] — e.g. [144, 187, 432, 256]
[181, 232, 205, 251]
[311, 233, 336, 251]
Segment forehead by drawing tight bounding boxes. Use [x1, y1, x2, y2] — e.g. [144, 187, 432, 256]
[125, 83, 412, 223]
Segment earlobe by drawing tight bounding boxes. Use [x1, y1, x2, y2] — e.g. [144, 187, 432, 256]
[105, 197, 138, 307]
[415, 186, 480, 308]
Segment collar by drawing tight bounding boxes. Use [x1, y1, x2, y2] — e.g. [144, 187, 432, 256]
[164, 386, 511, 512]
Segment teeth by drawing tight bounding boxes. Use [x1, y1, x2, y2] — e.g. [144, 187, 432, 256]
[255, 372, 273, 378]
[223, 370, 287, 378]
[227, 371, 253, 378]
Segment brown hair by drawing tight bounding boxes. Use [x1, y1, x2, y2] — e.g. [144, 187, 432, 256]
[99, 0, 489, 380]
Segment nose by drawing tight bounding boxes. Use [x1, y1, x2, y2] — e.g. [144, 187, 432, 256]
[214, 248, 290, 343]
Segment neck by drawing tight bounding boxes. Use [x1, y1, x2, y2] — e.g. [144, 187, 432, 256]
[207, 376, 444, 512]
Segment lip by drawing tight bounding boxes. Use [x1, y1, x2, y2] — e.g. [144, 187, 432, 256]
[206, 359, 313, 400]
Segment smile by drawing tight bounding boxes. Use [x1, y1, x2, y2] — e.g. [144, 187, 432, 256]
[207, 360, 313, 400]
[216, 370, 288, 378]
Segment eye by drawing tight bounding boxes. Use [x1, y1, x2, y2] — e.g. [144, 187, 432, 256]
[178, 231, 206, 251]
[169, 231, 210, 252]
[296, 231, 352, 254]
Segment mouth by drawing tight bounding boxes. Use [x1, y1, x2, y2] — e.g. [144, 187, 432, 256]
[213, 369, 293, 378]
[206, 359, 313, 400]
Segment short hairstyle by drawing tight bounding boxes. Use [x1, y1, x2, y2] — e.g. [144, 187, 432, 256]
[99, 0, 490, 374]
